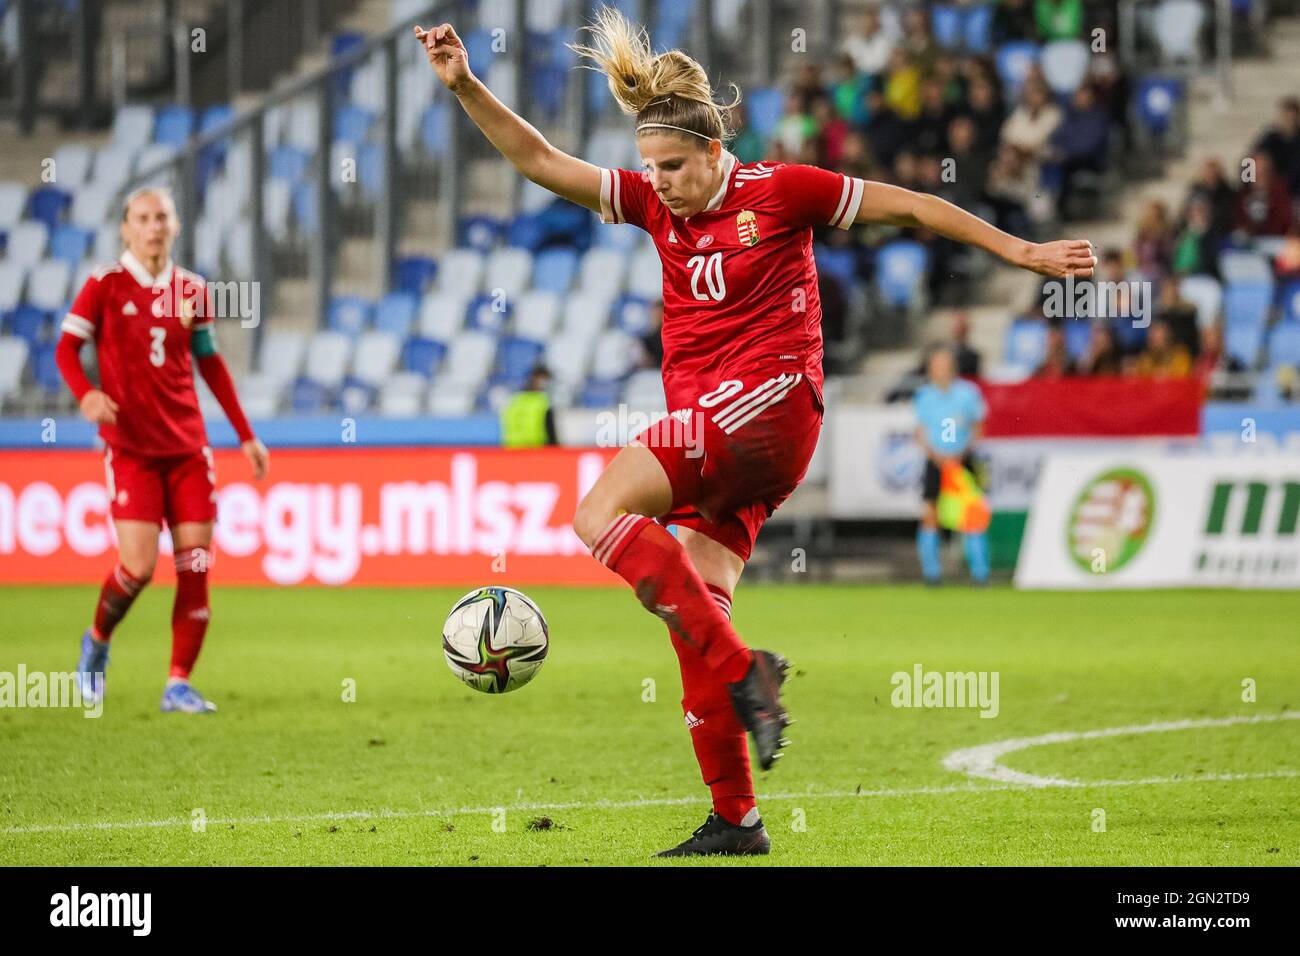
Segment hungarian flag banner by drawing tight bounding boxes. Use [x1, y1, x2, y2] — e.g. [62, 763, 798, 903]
[979, 377, 1202, 438]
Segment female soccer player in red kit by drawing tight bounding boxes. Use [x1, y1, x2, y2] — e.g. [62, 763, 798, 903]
[57, 187, 269, 714]
[418, 8, 1096, 855]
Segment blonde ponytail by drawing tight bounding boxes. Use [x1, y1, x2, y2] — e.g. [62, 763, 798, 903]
[569, 5, 738, 144]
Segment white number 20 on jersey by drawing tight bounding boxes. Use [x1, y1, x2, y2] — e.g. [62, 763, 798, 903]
[687, 252, 726, 302]
[148, 326, 166, 367]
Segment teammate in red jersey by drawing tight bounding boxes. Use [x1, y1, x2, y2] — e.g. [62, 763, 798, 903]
[418, 8, 1096, 855]
[56, 187, 269, 714]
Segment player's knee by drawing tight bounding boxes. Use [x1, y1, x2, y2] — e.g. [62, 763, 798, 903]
[121, 557, 156, 585]
[573, 494, 613, 550]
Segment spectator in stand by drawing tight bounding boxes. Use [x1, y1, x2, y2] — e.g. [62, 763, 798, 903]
[994, 0, 1038, 42]
[1035, 0, 1083, 40]
[791, 63, 826, 110]
[1183, 158, 1237, 237]
[986, 142, 1045, 233]
[837, 129, 878, 180]
[811, 94, 851, 169]
[1254, 96, 1300, 196]
[1195, 323, 1243, 381]
[914, 77, 954, 158]
[1156, 279, 1200, 355]
[1275, 225, 1300, 281]
[841, 6, 895, 78]
[883, 47, 923, 120]
[1132, 200, 1174, 278]
[1171, 196, 1222, 278]
[1134, 319, 1192, 379]
[1001, 72, 1063, 166]
[1033, 325, 1077, 378]
[1047, 83, 1110, 220]
[964, 74, 1006, 154]
[892, 149, 921, 190]
[727, 103, 766, 164]
[1085, 51, 1131, 149]
[945, 115, 992, 211]
[901, 7, 938, 73]
[1234, 152, 1295, 238]
[829, 53, 871, 125]
[635, 301, 664, 370]
[1080, 322, 1123, 375]
[951, 312, 983, 378]
[774, 91, 817, 158]
[863, 86, 912, 169]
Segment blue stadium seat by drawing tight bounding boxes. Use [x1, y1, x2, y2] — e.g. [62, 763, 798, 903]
[339, 377, 376, 414]
[1112, 318, 1148, 353]
[996, 41, 1040, 94]
[420, 101, 450, 156]
[532, 247, 578, 293]
[466, 293, 511, 332]
[402, 336, 447, 378]
[1224, 281, 1273, 330]
[875, 241, 929, 308]
[1134, 76, 1184, 138]
[8, 305, 49, 347]
[745, 87, 785, 141]
[292, 181, 319, 233]
[496, 336, 545, 388]
[374, 291, 418, 337]
[964, 4, 994, 53]
[1225, 319, 1265, 368]
[328, 296, 373, 337]
[457, 215, 505, 252]
[506, 212, 545, 251]
[1063, 319, 1091, 361]
[1267, 323, 1300, 368]
[464, 29, 496, 70]
[291, 378, 332, 414]
[1276, 280, 1300, 325]
[1005, 319, 1049, 369]
[356, 143, 383, 200]
[48, 225, 92, 266]
[27, 187, 71, 232]
[33, 342, 62, 392]
[815, 244, 857, 291]
[393, 256, 438, 296]
[580, 377, 623, 409]
[931, 5, 963, 48]
[330, 31, 367, 97]
[334, 103, 375, 144]
[199, 104, 234, 135]
[270, 145, 310, 182]
[154, 105, 194, 147]
[612, 293, 653, 334]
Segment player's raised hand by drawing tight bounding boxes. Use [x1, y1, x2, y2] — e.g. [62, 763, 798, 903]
[414, 23, 472, 93]
[1025, 239, 1097, 279]
[79, 389, 118, 425]
[241, 437, 269, 481]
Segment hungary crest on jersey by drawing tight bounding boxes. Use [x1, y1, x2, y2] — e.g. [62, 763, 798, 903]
[736, 209, 759, 246]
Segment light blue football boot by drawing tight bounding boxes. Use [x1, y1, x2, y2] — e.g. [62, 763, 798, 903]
[160, 679, 217, 713]
[75, 630, 109, 705]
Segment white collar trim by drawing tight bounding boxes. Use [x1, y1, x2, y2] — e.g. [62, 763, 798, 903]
[120, 249, 174, 289]
[697, 150, 738, 216]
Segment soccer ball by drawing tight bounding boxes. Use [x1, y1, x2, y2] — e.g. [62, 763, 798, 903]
[441, 586, 549, 694]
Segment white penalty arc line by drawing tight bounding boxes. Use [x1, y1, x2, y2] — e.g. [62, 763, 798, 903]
[4, 769, 1297, 836]
[943, 712, 1300, 787]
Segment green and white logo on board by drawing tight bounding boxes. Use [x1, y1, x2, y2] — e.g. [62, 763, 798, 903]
[1066, 468, 1156, 573]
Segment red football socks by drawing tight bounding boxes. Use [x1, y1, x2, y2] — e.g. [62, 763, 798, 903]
[591, 514, 752, 683]
[169, 547, 212, 680]
[91, 564, 150, 641]
[670, 583, 756, 827]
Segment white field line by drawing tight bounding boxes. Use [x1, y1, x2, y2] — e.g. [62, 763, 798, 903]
[5, 770, 1297, 836]
[943, 712, 1300, 787]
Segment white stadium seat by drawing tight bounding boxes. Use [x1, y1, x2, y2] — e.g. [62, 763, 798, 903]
[440, 330, 497, 390]
[93, 222, 122, 262]
[483, 247, 534, 301]
[590, 329, 639, 381]
[427, 381, 476, 416]
[0, 182, 26, 226]
[304, 331, 352, 388]
[622, 368, 667, 411]
[626, 245, 664, 300]
[560, 291, 613, 338]
[378, 371, 428, 417]
[577, 248, 629, 299]
[235, 373, 283, 418]
[545, 331, 596, 386]
[5, 221, 49, 267]
[53, 144, 94, 190]
[93, 144, 137, 193]
[513, 290, 561, 341]
[258, 330, 308, 384]
[25, 259, 71, 311]
[0, 337, 29, 401]
[436, 248, 485, 299]
[70, 182, 115, 230]
[111, 105, 155, 153]
[0, 262, 24, 311]
[351, 330, 402, 386]
[1179, 276, 1224, 329]
[419, 290, 469, 341]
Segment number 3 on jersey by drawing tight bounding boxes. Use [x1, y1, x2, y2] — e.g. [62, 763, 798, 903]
[688, 252, 726, 302]
[149, 326, 166, 367]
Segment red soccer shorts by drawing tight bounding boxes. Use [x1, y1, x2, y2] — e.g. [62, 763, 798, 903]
[103, 444, 218, 526]
[632, 370, 824, 561]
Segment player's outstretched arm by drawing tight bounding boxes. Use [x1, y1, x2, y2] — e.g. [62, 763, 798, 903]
[856, 182, 1096, 279]
[415, 23, 604, 214]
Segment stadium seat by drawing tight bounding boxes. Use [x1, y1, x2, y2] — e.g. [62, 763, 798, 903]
[590, 329, 638, 380]
[25, 260, 70, 311]
[875, 241, 929, 308]
[1005, 319, 1049, 369]
[1133, 76, 1184, 141]
[1152, 0, 1205, 63]
[93, 145, 136, 193]
[964, 4, 994, 53]
[995, 42, 1040, 95]
[1178, 275, 1223, 328]
[393, 255, 437, 296]
[626, 245, 664, 300]
[612, 294, 654, 334]
[1063, 319, 1092, 361]
[328, 296, 373, 337]
[580, 377, 623, 409]
[93, 222, 121, 262]
[0, 336, 29, 402]
[1041, 41, 1090, 96]
[815, 244, 857, 291]
[0, 262, 24, 311]
[235, 373, 283, 419]
[259, 330, 310, 388]
[457, 215, 505, 253]
[1276, 281, 1300, 325]
[0, 182, 27, 226]
[577, 247, 629, 299]
[401, 336, 447, 378]
[495, 336, 545, 388]
[483, 247, 534, 301]
[1267, 324, 1300, 368]
[513, 290, 561, 340]
[595, 221, 642, 254]
[419, 101, 450, 156]
[303, 331, 353, 389]
[27, 186, 71, 232]
[133, 143, 179, 183]
[545, 330, 596, 386]
[285, 100, 319, 152]
[560, 291, 614, 338]
[351, 331, 402, 386]
[270, 145, 310, 183]
[377, 371, 428, 416]
[1224, 281, 1273, 331]
[193, 213, 223, 277]
[440, 331, 497, 390]
[435, 248, 486, 300]
[7, 304, 48, 346]
[334, 103, 375, 144]
[531, 247, 578, 293]
[291, 377, 332, 414]
[111, 104, 155, 152]
[744, 87, 785, 141]
[52, 144, 94, 191]
[154, 105, 194, 147]
[32, 342, 61, 392]
[931, 6, 962, 49]
[466, 292, 511, 333]
[48, 225, 92, 266]
[374, 291, 418, 338]
[622, 368, 667, 410]
[262, 180, 293, 243]
[419, 290, 470, 342]
[427, 381, 476, 417]
[5, 221, 48, 266]
[1218, 250, 1273, 287]
[294, 180, 320, 234]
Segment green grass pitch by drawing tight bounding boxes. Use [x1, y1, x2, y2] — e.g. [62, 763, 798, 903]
[1, 584, 1297, 866]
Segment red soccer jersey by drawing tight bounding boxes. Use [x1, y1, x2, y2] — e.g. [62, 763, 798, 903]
[61, 251, 213, 457]
[598, 152, 865, 404]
